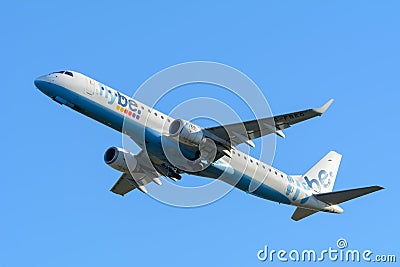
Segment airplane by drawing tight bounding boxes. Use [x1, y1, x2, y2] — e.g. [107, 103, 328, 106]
[34, 70, 383, 221]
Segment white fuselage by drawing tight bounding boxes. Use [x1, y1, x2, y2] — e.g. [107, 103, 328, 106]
[34, 70, 340, 213]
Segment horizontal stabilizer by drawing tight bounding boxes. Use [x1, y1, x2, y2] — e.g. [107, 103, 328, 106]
[292, 185, 383, 221]
[314, 186, 384, 205]
[291, 207, 319, 221]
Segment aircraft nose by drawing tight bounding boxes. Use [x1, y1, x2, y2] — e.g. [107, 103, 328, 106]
[34, 75, 52, 95]
[34, 75, 46, 86]
[34, 78, 41, 89]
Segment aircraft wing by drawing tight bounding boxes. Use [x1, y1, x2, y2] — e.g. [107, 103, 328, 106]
[110, 172, 162, 195]
[205, 99, 333, 147]
[110, 173, 137, 196]
[110, 151, 163, 196]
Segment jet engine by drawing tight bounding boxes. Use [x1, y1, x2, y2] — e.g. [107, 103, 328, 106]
[169, 119, 204, 146]
[104, 146, 137, 173]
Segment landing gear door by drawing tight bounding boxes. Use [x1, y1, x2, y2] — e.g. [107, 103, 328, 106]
[85, 78, 95, 95]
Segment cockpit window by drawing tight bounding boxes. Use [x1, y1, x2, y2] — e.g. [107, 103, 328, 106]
[50, 70, 74, 77]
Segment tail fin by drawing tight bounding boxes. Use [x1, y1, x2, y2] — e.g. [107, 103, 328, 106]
[301, 151, 342, 193]
[291, 151, 383, 221]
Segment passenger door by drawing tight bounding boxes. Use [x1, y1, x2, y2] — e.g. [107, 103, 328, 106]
[85, 78, 95, 95]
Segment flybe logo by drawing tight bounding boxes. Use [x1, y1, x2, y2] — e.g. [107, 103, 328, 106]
[99, 84, 141, 120]
[285, 175, 311, 204]
[304, 170, 332, 193]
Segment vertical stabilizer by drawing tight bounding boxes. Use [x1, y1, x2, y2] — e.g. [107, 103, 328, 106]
[301, 151, 342, 193]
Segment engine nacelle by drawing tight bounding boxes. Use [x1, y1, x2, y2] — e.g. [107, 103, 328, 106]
[169, 119, 204, 146]
[104, 146, 137, 173]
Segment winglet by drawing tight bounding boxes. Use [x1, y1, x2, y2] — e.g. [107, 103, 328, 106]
[313, 99, 334, 115]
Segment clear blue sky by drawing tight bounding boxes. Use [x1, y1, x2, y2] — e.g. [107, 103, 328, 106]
[1, 1, 399, 266]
